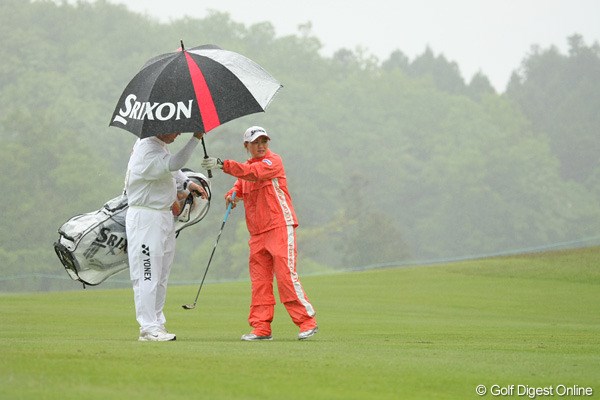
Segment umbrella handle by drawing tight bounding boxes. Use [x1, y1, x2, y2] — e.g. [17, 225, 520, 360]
[201, 137, 213, 178]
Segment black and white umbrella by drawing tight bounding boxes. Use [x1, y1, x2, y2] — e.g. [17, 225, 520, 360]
[109, 42, 282, 138]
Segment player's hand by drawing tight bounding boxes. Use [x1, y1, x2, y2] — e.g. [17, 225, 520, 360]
[201, 157, 223, 170]
[225, 194, 238, 209]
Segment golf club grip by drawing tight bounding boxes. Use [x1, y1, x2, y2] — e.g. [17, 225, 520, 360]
[224, 192, 236, 222]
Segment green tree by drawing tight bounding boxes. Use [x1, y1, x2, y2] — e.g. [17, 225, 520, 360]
[507, 35, 600, 184]
[408, 47, 467, 95]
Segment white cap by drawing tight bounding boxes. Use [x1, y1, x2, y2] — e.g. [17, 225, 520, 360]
[243, 126, 270, 143]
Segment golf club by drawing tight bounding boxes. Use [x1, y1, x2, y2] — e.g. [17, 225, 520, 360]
[182, 192, 236, 310]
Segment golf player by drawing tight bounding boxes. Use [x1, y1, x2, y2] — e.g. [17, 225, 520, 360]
[201, 126, 318, 341]
[125, 132, 208, 341]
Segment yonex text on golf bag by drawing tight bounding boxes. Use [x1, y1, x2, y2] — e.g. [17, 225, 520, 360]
[54, 169, 211, 287]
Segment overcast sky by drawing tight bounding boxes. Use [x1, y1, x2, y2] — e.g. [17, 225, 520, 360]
[107, 0, 600, 92]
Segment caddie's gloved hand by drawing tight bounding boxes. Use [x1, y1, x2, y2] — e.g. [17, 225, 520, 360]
[201, 157, 223, 170]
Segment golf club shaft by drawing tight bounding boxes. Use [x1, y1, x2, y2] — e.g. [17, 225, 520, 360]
[184, 192, 236, 308]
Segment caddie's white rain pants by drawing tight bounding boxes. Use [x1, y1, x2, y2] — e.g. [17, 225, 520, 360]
[126, 207, 176, 334]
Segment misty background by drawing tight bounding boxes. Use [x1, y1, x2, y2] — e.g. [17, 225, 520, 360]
[1, 0, 599, 292]
[108, 0, 600, 92]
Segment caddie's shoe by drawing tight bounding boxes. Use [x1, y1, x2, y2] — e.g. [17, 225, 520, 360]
[139, 330, 176, 342]
[143, 326, 170, 334]
[298, 326, 319, 340]
[241, 333, 273, 341]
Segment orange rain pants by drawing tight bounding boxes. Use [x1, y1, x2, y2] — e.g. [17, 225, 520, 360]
[247, 225, 316, 336]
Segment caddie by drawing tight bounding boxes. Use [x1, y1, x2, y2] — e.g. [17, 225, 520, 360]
[125, 131, 207, 342]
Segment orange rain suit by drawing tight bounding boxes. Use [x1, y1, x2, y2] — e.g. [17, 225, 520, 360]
[224, 149, 317, 336]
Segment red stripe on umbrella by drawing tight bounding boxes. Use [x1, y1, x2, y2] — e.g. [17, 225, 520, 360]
[184, 52, 220, 132]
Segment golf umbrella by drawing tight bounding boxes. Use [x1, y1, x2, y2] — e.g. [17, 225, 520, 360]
[109, 42, 282, 138]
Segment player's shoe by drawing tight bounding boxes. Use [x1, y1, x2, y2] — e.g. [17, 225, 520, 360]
[298, 326, 319, 340]
[241, 333, 273, 341]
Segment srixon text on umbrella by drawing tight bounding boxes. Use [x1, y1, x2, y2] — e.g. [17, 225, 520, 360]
[113, 94, 193, 125]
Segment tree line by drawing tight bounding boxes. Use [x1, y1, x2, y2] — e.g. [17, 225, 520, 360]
[1, 0, 598, 291]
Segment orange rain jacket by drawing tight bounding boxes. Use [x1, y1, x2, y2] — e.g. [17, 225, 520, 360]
[223, 149, 298, 235]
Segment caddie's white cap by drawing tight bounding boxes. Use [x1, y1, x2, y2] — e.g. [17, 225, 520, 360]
[243, 126, 270, 143]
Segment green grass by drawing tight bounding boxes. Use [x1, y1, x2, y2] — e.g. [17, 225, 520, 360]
[1, 247, 599, 399]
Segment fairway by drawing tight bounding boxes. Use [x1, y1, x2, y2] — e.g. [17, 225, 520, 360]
[1, 247, 599, 399]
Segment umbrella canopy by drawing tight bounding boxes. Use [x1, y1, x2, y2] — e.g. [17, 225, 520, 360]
[109, 43, 282, 138]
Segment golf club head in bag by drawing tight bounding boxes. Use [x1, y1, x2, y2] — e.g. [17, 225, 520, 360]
[54, 169, 211, 287]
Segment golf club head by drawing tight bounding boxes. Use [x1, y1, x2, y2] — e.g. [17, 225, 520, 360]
[182, 303, 196, 310]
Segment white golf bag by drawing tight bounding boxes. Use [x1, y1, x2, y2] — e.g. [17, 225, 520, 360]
[54, 169, 211, 287]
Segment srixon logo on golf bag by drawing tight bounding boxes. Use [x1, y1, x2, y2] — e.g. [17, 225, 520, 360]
[112, 94, 194, 125]
[83, 227, 128, 260]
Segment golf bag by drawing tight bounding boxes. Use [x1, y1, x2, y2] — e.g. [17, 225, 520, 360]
[54, 169, 211, 287]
